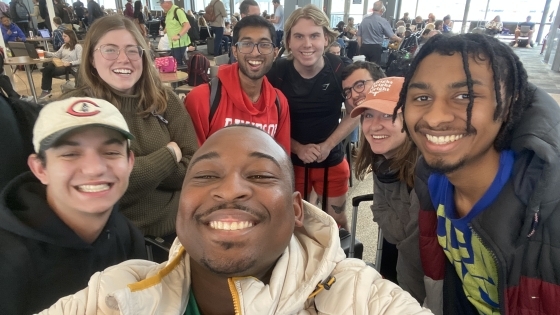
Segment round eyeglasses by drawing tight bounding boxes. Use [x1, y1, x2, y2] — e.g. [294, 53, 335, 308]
[342, 79, 374, 100]
[94, 44, 144, 61]
[235, 41, 275, 55]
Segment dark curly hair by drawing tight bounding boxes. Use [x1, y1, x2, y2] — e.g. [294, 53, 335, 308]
[394, 33, 535, 151]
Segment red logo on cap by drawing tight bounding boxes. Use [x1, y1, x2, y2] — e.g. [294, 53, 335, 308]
[66, 99, 101, 117]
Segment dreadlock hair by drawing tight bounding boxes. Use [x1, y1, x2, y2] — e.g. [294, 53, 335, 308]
[394, 33, 535, 151]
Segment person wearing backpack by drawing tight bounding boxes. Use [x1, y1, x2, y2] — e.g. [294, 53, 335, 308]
[9, 0, 30, 35]
[206, 0, 227, 56]
[185, 15, 290, 152]
[160, 0, 190, 65]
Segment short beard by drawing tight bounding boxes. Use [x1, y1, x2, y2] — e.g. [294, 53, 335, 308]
[200, 255, 256, 275]
[425, 157, 467, 174]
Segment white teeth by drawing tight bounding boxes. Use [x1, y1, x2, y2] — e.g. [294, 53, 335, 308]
[426, 134, 464, 145]
[113, 69, 132, 74]
[372, 135, 388, 139]
[77, 184, 110, 192]
[248, 60, 262, 65]
[209, 221, 254, 231]
[302, 52, 313, 56]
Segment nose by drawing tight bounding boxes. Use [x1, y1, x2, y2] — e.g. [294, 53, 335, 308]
[303, 36, 312, 47]
[212, 173, 252, 202]
[80, 151, 107, 177]
[116, 48, 130, 63]
[367, 115, 384, 132]
[422, 98, 454, 128]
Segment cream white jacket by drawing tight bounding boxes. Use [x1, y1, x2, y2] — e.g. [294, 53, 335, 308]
[37, 202, 433, 315]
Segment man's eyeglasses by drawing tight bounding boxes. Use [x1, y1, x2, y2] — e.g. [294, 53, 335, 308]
[342, 79, 374, 100]
[235, 41, 275, 55]
[94, 44, 144, 61]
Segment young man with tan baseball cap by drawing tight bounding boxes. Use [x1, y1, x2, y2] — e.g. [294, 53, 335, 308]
[0, 97, 146, 314]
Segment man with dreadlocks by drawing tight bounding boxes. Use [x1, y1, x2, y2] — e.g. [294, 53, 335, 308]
[396, 33, 560, 314]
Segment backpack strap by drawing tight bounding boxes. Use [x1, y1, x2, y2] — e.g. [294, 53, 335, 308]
[324, 53, 344, 96]
[208, 76, 221, 123]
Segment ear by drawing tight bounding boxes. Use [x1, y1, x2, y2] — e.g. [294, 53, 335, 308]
[274, 46, 279, 58]
[232, 44, 239, 60]
[127, 150, 135, 172]
[292, 191, 304, 227]
[28, 154, 49, 185]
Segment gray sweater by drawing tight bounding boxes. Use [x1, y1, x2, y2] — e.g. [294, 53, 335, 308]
[372, 175, 426, 303]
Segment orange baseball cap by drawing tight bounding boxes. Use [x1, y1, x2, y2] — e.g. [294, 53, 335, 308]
[350, 77, 404, 118]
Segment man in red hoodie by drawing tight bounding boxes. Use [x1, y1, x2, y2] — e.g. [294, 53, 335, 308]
[185, 15, 290, 152]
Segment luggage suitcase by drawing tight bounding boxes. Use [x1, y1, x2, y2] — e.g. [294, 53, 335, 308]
[350, 194, 383, 271]
[303, 166, 364, 259]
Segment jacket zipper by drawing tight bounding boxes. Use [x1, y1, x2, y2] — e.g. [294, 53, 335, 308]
[469, 224, 505, 314]
[227, 278, 242, 315]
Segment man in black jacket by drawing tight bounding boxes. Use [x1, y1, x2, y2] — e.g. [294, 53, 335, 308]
[0, 97, 146, 314]
[397, 33, 560, 314]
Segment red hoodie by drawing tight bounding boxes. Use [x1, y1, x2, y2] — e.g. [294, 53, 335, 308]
[185, 63, 291, 152]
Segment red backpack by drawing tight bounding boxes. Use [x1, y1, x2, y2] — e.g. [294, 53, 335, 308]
[187, 53, 210, 87]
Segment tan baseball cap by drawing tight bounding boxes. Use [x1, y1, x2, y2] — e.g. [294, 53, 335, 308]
[350, 77, 404, 118]
[33, 97, 134, 153]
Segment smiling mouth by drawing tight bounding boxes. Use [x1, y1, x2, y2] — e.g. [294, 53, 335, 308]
[247, 60, 263, 66]
[209, 221, 255, 231]
[77, 184, 111, 193]
[425, 134, 465, 145]
[372, 135, 388, 139]
[301, 52, 314, 56]
[113, 69, 132, 75]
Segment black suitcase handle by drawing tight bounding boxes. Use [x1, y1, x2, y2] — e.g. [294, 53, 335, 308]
[352, 194, 374, 207]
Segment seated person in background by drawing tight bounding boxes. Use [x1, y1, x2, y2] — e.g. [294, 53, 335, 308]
[485, 15, 503, 35]
[0, 15, 26, 42]
[52, 16, 68, 51]
[224, 20, 232, 36]
[411, 15, 425, 31]
[327, 41, 352, 65]
[514, 15, 535, 47]
[0, 47, 33, 101]
[0, 97, 146, 315]
[345, 16, 357, 39]
[186, 15, 290, 152]
[38, 125, 432, 315]
[335, 20, 345, 34]
[401, 12, 411, 24]
[39, 29, 82, 99]
[442, 15, 452, 32]
[434, 20, 443, 31]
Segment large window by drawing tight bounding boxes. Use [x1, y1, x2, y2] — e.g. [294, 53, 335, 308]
[400, 0, 559, 24]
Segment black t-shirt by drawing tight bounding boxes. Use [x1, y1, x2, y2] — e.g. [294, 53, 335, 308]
[519, 21, 535, 30]
[267, 55, 346, 167]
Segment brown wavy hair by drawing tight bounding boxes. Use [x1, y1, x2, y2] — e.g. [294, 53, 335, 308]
[62, 29, 78, 50]
[354, 114, 419, 188]
[74, 15, 168, 116]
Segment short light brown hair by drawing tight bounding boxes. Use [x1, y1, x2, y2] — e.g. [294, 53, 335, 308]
[283, 4, 338, 60]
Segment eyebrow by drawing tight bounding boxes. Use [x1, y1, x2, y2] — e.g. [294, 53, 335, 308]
[249, 151, 281, 169]
[188, 151, 282, 171]
[54, 137, 126, 148]
[408, 80, 484, 90]
[293, 32, 322, 36]
[188, 151, 220, 171]
[239, 37, 272, 42]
